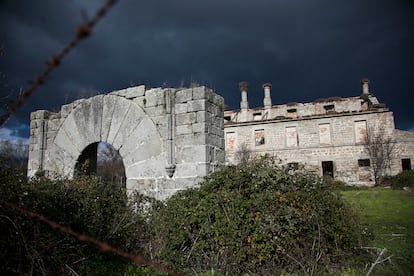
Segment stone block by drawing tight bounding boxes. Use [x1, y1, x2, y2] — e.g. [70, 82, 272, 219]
[126, 85, 145, 98]
[192, 122, 207, 133]
[110, 85, 145, 99]
[175, 89, 193, 103]
[133, 96, 146, 109]
[145, 105, 166, 116]
[175, 103, 188, 114]
[176, 113, 196, 126]
[121, 118, 162, 165]
[126, 156, 166, 178]
[112, 106, 146, 150]
[197, 111, 208, 123]
[106, 100, 132, 145]
[174, 163, 198, 178]
[188, 99, 207, 112]
[145, 88, 165, 107]
[180, 145, 206, 163]
[192, 86, 207, 100]
[176, 124, 192, 135]
[30, 110, 49, 120]
[53, 129, 81, 159]
[175, 133, 206, 146]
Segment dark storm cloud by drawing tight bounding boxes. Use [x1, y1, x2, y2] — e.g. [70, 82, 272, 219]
[0, 0, 413, 139]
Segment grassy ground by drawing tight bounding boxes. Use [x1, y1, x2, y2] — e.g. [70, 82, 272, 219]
[342, 189, 414, 275]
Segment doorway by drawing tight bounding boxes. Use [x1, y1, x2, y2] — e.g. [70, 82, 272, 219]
[322, 161, 334, 177]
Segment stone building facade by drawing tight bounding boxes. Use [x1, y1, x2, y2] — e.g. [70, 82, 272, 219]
[28, 80, 414, 199]
[224, 80, 414, 185]
[28, 86, 224, 200]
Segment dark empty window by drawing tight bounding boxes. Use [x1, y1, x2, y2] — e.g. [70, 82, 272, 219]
[322, 161, 334, 177]
[324, 104, 335, 111]
[358, 159, 371, 167]
[253, 112, 262, 120]
[402, 159, 412, 171]
[224, 115, 231, 121]
[287, 108, 297, 113]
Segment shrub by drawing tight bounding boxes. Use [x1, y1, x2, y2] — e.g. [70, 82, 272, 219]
[0, 163, 154, 275]
[322, 176, 365, 191]
[383, 170, 414, 189]
[151, 158, 370, 274]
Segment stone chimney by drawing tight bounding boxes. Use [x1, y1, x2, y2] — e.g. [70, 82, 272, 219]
[262, 83, 272, 109]
[239, 81, 249, 110]
[361, 78, 370, 95]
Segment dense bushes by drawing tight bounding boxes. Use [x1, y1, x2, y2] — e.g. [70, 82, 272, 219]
[1, 157, 371, 274]
[382, 170, 414, 189]
[0, 164, 153, 275]
[151, 158, 370, 274]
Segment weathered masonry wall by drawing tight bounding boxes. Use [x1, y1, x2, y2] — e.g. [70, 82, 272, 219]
[28, 86, 225, 200]
[225, 111, 403, 184]
[225, 80, 414, 185]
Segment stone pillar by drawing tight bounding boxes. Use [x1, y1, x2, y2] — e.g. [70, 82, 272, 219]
[239, 81, 249, 110]
[361, 78, 370, 95]
[263, 83, 272, 109]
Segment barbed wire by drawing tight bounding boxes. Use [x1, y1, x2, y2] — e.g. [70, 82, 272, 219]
[0, 0, 119, 126]
[0, 199, 183, 275]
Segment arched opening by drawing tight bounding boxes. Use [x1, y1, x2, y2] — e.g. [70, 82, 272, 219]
[75, 142, 126, 186]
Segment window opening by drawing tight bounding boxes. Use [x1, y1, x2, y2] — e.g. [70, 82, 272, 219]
[322, 161, 334, 177]
[402, 158, 412, 171]
[358, 159, 371, 167]
[255, 129, 265, 146]
[354, 120, 368, 144]
[286, 126, 298, 147]
[319, 123, 331, 145]
[225, 132, 236, 152]
[253, 112, 262, 120]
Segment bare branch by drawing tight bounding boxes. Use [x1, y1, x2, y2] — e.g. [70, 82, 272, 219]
[364, 124, 396, 185]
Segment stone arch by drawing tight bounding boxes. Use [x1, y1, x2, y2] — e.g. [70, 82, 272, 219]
[47, 94, 166, 192]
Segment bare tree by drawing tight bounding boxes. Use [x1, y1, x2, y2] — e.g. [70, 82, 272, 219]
[364, 125, 396, 186]
[0, 139, 29, 173]
[96, 142, 126, 186]
[235, 143, 253, 165]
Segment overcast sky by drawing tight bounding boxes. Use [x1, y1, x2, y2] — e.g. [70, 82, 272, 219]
[1, 0, 413, 141]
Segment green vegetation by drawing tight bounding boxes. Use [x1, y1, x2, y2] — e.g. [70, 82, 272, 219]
[151, 158, 370, 274]
[342, 189, 414, 275]
[0, 163, 156, 275]
[382, 170, 414, 189]
[2, 154, 413, 275]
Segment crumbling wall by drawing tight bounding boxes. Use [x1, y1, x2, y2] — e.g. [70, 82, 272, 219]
[28, 85, 224, 200]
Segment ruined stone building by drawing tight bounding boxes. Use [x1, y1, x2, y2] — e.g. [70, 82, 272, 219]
[224, 79, 414, 185]
[28, 86, 224, 200]
[28, 80, 414, 199]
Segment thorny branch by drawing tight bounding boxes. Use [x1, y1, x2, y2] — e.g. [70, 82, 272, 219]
[1, 200, 183, 276]
[0, 0, 119, 126]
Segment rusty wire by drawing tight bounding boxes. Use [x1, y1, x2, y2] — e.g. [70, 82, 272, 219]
[0, 199, 184, 275]
[0, 0, 119, 126]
